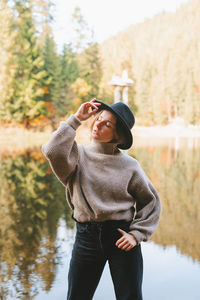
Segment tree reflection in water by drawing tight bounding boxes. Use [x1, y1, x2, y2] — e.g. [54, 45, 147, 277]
[129, 140, 200, 262]
[0, 148, 73, 298]
[0, 140, 200, 298]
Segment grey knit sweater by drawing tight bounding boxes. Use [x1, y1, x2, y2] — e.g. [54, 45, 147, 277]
[42, 114, 161, 244]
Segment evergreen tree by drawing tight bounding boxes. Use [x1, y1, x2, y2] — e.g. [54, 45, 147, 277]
[0, 0, 16, 121]
[43, 35, 63, 128]
[7, 0, 48, 127]
[71, 6, 93, 53]
[32, 0, 54, 45]
[71, 6, 102, 99]
[59, 43, 79, 114]
[79, 42, 102, 98]
[61, 43, 79, 85]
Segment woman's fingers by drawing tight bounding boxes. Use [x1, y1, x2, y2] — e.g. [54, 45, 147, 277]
[125, 245, 134, 252]
[87, 103, 101, 117]
[116, 228, 137, 251]
[90, 102, 101, 110]
[84, 100, 101, 111]
[82, 101, 99, 114]
[115, 235, 125, 247]
[75, 98, 101, 121]
[116, 238, 132, 251]
[116, 239, 127, 248]
[89, 98, 101, 109]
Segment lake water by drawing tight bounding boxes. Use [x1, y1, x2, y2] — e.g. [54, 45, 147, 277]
[0, 136, 200, 299]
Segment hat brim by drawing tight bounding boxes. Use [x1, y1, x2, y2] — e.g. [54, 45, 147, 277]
[92, 100, 133, 150]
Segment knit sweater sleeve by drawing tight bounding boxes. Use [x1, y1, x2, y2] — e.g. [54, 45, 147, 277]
[128, 162, 161, 244]
[41, 115, 81, 186]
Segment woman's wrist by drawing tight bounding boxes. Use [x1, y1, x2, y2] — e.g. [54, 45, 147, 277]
[74, 112, 82, 122]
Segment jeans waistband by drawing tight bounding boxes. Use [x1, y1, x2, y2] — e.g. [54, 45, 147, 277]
[72, 214, 131, 228]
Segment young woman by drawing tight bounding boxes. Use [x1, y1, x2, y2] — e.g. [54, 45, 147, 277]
[42, 98, 161, 300]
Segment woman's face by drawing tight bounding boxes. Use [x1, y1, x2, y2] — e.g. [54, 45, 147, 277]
[91, 110, 117, 143]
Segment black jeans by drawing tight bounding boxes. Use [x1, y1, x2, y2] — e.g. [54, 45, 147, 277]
[67, 220, 143, 300]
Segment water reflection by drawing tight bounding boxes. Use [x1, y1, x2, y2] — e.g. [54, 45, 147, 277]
[0, 138, 200, 298]
[0, 148, 73, 298]
[129, 138, 200, 262]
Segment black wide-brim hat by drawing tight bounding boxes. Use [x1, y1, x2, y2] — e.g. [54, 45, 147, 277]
[93, 100, 135, 150]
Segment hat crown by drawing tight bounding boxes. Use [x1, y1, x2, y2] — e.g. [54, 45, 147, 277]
[110, 102, 135, 129]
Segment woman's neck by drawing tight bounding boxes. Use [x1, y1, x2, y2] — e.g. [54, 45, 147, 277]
[88, 140, 120, 155]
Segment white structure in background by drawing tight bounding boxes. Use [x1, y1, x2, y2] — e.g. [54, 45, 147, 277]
[109, 70, 134, 105]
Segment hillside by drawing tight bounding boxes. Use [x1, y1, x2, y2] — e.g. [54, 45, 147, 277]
[99, 0, 200, 125]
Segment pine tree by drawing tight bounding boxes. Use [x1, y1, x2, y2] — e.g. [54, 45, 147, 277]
[71, 6, 93, 53]
[8, 0, 48, 127]
[43, 35, 63, 128]
[0, 0, 16, 121]
[79, 42, 102, 99]
[32, 0, 54, 46]
[71, 6, 102, 100]
[59, 43, 79, 113]
[61, 43, 79, 85]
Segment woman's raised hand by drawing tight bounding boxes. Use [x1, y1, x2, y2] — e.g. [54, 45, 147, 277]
[75, 98, 101, 122]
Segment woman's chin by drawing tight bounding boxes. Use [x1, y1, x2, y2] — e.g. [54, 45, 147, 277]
[92, 136, 101, 141]
[92, 132, 100, 140]
[92, 135, 105, 142]
[92, 133, 111, 143]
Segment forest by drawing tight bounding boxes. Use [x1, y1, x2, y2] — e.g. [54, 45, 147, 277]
[0, 0, 199, 128]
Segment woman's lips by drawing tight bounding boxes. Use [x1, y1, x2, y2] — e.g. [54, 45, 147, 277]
[92, 129, 99, 135]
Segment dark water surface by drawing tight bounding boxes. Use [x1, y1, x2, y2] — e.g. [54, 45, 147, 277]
[0, 137, 200, 299]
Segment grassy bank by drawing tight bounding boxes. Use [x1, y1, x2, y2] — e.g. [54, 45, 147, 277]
[0, 127, 50, 149]
[0, 122, 91, 152]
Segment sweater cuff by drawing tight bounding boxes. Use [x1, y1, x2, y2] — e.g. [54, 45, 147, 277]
[66, 114, 82, 130]
[129, 230, 146, 245]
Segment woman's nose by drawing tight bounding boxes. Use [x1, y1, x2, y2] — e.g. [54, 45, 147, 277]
[96, 121, 102, 128]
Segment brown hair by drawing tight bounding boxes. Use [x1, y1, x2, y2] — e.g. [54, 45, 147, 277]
[90, 110, 125, 145]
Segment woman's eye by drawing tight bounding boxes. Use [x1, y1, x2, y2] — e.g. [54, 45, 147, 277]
[106, 122, 111, 128]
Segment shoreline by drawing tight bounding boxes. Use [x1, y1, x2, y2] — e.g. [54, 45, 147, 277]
[1, 123, 200, 136]
[133, 124, 200, 138]
[1, 124, 200, 152]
